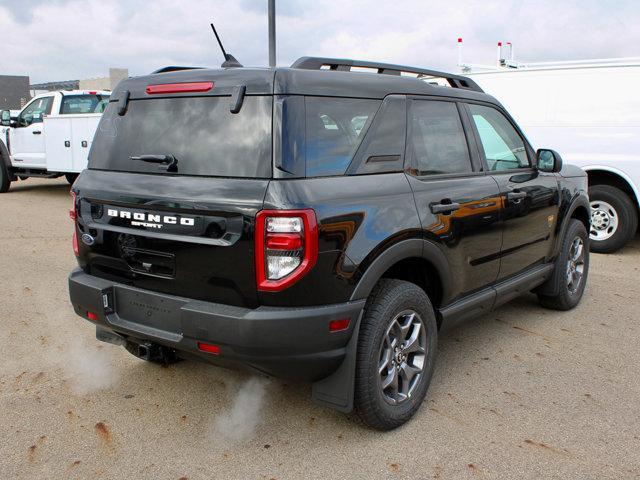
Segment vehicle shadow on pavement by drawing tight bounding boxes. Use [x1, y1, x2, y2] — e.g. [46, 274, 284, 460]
[107, 291, 549, 447]
[8, 180, 70, 194]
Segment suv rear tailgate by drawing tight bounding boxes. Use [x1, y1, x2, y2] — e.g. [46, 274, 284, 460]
[74, 169, 268, 308]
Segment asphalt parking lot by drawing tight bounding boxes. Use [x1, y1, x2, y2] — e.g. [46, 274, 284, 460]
[1, 177, 639, 480]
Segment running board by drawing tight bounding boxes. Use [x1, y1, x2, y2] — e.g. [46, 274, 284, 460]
[439, 263, 554, 331]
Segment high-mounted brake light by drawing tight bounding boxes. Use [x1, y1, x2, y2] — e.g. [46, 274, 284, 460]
[146, 82, 214, 95]
[255, 209, 318, 292]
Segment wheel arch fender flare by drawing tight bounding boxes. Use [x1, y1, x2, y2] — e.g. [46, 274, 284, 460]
[554, 195, 591, 258]
[349, 238, 453, 304]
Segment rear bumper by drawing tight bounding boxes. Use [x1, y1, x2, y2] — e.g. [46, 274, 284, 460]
[68, 268, 365, 381]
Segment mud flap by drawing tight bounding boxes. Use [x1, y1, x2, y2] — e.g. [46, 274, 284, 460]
[311, 313, 362, 413]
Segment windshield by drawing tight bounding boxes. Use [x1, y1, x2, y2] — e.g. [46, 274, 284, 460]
[88, 96, 272, 178]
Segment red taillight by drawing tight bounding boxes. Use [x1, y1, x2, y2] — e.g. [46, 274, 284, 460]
[69, 190, 77, 220]
[255, 209, 318, 292]
[87, 311, 98, 321]
[70, 191, 79, 256]
[329, 318, 350, 332]
[197, 342, 220, 355]
[146, 82, 214, 95]
[266, 233, 303, 250]
[72, 229, 79, 257]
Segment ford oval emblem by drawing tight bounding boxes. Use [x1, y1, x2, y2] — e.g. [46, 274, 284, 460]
[81, 233, 95, 246]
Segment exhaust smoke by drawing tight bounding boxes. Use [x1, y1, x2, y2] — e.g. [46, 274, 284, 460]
[211, 376, 269, 445]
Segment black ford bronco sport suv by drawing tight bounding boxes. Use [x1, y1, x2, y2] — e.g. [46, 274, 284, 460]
[68, 57, 590, 430]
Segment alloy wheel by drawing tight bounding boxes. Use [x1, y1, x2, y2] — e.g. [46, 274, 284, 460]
[566, 236, 585, 294]
[378, 310, 427, 405]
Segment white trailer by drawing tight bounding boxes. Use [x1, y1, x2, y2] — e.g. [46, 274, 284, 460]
[0, 90, 109, 192]
[457, 43, 640, 253]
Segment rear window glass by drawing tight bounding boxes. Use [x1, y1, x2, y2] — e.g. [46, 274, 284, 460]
[61, 94, 110, 114]
[305, 97, 380, 177]
[89, 96, 272, 178]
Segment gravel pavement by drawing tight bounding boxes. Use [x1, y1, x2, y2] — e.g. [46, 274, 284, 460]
[1, 178, 639, 479]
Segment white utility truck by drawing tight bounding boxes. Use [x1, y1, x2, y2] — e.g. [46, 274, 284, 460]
[457, 41, 640, 253]
[0, 90, 110, 192]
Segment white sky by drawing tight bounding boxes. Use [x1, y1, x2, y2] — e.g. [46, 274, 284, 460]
[1, 0, 639, 83]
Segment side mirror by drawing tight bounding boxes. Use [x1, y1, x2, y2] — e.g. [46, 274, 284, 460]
[536, 148, 563, 173]
[0, 110, 11, 127]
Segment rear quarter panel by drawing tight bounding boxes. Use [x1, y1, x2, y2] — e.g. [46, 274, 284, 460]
[261, 173, 421, 307]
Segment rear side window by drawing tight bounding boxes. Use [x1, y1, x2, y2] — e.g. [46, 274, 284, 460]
[61, 94, 110, 114]
[89, 96, 272, 178]
[409, 100, 472, 175]
[468, 104, 529, 170]
[305, 97, 379, 177]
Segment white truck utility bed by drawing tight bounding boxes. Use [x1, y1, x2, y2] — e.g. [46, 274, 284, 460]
[44, 114, 103, 173]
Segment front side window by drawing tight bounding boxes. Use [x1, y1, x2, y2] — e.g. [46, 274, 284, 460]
[18, 96, 53, 127]
[61, 94, 110, 114]
[305, 97, 379, 177]
[409, 100, 472, 176]
[468, 104, 529, 171]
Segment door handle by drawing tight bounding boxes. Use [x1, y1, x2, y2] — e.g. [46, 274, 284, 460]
[507, 191, 527, 202]
[430, 201, 460, 214]
[32, 130, 42, 135]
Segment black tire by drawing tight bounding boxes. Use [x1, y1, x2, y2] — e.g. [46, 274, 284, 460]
[538, 219, 589, 311]
[589, 184, 638, 254]
[0, 160, 11, 193]
[354, 279, 438, 430]
[65, 173, 79, 185]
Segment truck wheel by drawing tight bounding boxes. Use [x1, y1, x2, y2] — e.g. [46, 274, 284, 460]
[0, 160, 11, 193]
[589, 185, 638, 253]
[538, 219, 589, 311]
[354, 279, 438, 430]
[65, 173, 78, 185]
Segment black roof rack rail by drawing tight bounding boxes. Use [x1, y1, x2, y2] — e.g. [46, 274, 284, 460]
[291, 56, 483, 93]
[151, 66, 206, 74]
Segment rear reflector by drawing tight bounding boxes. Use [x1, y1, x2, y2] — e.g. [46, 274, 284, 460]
[197, 342, 220, 355]
[329, 318, 350, 332]
[87, 311, 98, 321]
[146, 82, 214, 95]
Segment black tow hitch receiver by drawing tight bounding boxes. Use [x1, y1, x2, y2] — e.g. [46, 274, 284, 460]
[124, 338, 180, 365]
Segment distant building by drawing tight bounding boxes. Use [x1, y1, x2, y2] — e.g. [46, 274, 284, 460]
[79, 68, 129, 91]
[0, 75, 31, 109]
[30, 79, 79, 95]
[31, 68, 129, 96]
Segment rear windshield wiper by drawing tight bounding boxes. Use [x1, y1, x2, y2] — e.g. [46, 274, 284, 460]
[130, 154, 178, 173]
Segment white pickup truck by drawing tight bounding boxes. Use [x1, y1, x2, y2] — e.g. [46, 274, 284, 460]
[0, 90, 110, 192]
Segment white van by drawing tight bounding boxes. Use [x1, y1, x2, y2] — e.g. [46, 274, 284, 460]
[0, 90, 110, 191]
[465, 60, 640, 253]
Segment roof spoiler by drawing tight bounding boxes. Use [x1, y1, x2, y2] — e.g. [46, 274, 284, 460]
[291, 56, 483, 92]
[151, 66, 206, 74]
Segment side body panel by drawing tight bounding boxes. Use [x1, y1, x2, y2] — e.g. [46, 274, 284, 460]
[261, 173, 423, 307]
